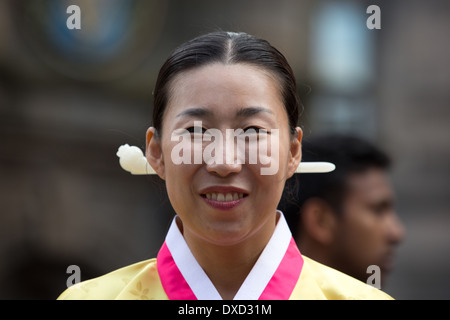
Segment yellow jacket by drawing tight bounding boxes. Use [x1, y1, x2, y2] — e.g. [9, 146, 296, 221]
[58, 256, 392, 300]
[58, 214, 392, 300]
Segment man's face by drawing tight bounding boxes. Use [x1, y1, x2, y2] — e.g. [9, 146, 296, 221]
[332, 168, 405, 284]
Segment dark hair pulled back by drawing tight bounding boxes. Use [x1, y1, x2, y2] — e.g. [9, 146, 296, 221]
[152, 31, 301, 135]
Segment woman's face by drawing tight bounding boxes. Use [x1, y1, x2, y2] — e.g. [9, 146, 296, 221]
[147, 63, 302, 246]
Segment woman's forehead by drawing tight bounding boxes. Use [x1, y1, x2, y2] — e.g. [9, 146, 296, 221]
[164, 63, 284, 119]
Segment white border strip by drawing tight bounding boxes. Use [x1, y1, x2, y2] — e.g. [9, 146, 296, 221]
[165, 211, 292, 300]
[233, 211, 291, 300]
[165, 218, 222, 300]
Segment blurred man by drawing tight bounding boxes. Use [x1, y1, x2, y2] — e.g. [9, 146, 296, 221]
[282, 134, 405, 287]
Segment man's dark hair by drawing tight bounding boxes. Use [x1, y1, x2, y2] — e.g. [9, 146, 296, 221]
[280, 134, 391, 237]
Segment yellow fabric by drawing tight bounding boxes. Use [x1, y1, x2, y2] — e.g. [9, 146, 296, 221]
[58, 259, 168, 300]
[57, 256, 392, 300]
[290, 256, 392, 300]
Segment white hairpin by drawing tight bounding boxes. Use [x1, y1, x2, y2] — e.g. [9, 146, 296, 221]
[116, 144, 335, 175]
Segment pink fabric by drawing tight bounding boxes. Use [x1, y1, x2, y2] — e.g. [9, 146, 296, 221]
[157, 237, 303, 300]
[157, 242, 197, 300]
[259, 237, 303, 300]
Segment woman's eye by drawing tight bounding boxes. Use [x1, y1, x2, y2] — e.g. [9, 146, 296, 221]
[243, 126, 268, 134]
[186, 127, 207, 134]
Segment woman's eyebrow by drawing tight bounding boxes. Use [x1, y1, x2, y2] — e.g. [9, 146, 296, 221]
[235, 106, 273, 118]
[176, 106, 273, 119]
[176, 108, 212, 118]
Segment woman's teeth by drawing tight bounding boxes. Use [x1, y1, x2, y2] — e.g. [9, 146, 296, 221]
[205, 192, 244, 202]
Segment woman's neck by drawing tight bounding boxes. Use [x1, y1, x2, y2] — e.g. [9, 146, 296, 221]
[181, 214, 278, 300]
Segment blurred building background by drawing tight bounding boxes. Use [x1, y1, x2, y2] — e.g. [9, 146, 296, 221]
[0, 0, 449, 299]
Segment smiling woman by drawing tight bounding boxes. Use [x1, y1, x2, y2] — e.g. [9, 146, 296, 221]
[58, 31, 392, 300]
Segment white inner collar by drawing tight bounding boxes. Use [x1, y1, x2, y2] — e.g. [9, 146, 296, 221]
[164, 211, 292, 300]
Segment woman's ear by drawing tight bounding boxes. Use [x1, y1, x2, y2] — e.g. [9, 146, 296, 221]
[146, 127, 165, 180]
[287, 127, 303, 178]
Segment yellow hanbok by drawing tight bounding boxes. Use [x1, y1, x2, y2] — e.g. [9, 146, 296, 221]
[58, 213, 392, 300]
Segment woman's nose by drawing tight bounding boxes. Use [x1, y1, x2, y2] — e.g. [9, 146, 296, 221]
[204, 130, 243, 177]
[206, 161, 242, 177]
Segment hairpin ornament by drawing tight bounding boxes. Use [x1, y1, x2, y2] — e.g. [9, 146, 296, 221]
[116, 144, 335, 175]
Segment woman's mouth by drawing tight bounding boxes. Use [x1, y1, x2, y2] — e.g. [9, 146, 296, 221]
[199, 188, 249, 210]
[202, 192, 245, 201]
